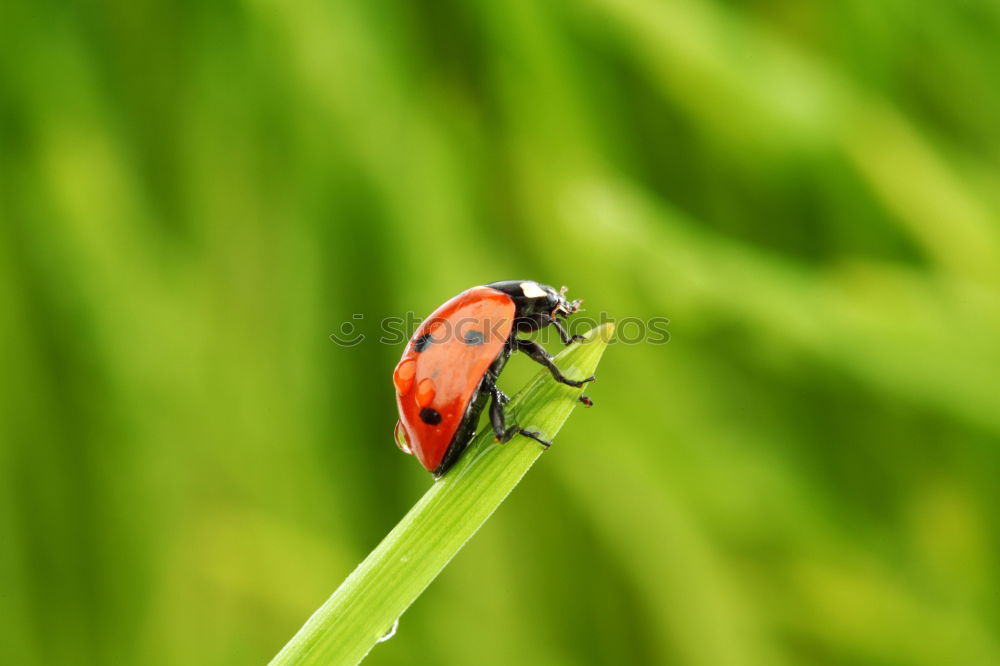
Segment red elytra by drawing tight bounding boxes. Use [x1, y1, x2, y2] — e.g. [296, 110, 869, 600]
[392, 281, 595, 478]
[393, 286, 514, 473]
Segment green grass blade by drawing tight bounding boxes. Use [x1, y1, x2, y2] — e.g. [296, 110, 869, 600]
[270, 323, 615, 666]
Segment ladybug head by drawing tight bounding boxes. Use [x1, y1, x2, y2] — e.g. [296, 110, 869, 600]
[487, 280, 583, 332]
[551, 285, 583, 319]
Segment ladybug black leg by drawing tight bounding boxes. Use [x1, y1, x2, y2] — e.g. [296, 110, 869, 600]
[515, 338, 596, 387]
[515, 428, 552, 449]
[548, 317, 585, 345]
[489, 383, 551, 448]
[488, 383, 512, 441]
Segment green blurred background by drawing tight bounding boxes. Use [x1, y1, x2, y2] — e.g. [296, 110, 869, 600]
[3, 0, 1000, 664]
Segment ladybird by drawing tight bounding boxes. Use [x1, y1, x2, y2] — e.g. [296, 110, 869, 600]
[392, 280, 595, 477]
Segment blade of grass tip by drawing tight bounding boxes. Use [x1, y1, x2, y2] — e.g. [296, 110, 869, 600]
[270, 323, 615, 666]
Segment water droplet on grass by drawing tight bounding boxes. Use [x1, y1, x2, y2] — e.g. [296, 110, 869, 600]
[377, 619, 399, 643]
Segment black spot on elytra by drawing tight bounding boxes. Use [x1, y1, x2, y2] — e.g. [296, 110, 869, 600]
[419, 407, 442, 425]
[462, 330, 486, 345]
[413, 333, 433, 352]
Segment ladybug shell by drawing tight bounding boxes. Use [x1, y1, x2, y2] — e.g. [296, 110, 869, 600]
[393, 286, 515, 473]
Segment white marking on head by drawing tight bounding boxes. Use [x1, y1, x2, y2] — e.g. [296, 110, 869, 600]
[520, 281, 547, 299]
